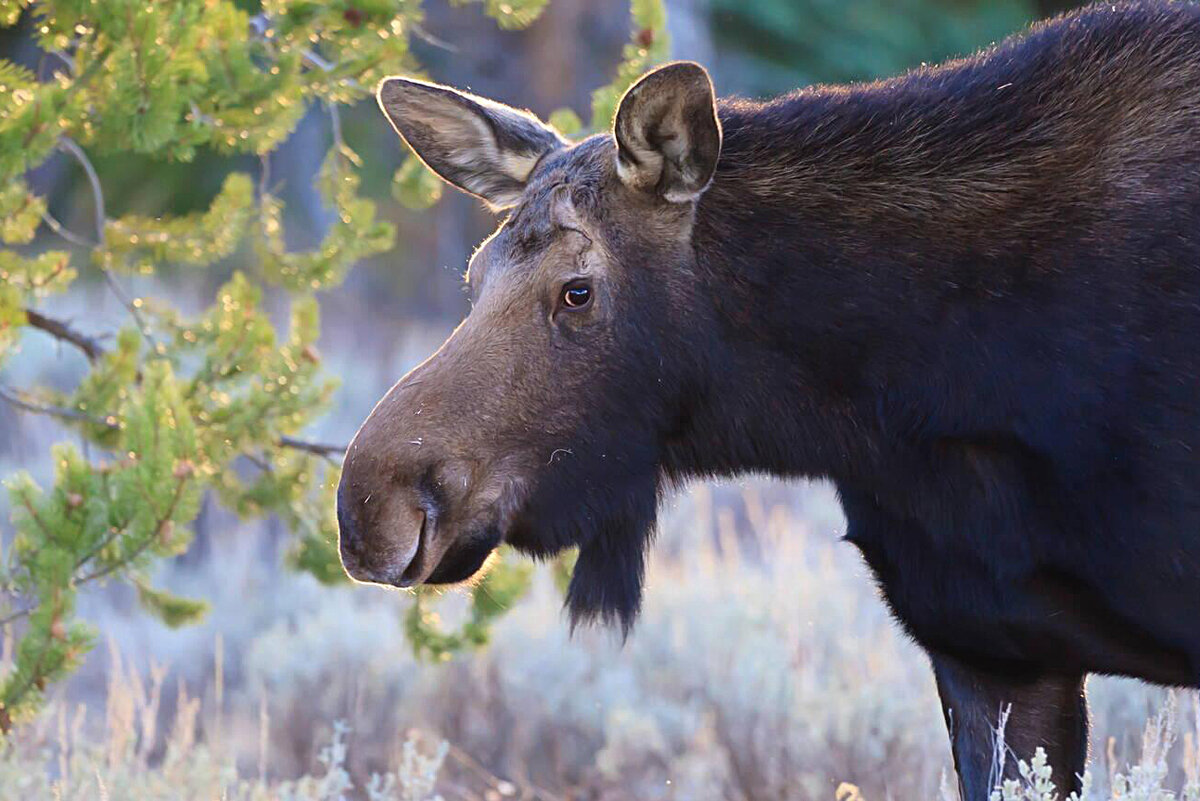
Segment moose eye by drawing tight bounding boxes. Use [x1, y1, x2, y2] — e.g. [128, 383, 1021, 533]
[561, 281, 592, 310]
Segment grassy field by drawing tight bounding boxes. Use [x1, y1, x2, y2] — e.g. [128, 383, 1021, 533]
[2, 478, 1197, 800]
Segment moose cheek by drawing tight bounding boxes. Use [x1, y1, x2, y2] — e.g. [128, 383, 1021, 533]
[553, 317, 595, 344]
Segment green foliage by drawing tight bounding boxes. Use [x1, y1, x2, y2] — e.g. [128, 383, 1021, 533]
[134, 579, 210, 629]
[283, 464, 345, 586]
[707, 0, 1036, 93]
[0, 61, 83, 181]
[0, 245, 74, 365]
[0, 179, 46, 246]
[157, 272, 336, 465]
[0, 250, 74, 298]
[0, 362, 201, 727]
[404, 551, 533, 662]
[587, 0, 670, 130]
[259, 147, 395, 290]
[392, 153, 443, 210]
[102, 173, 257, 274]
[451, 0, 550, 30]
[0, 287, 24, 361]
[0, 0, 415, 732]
[551, 547, 577, 597]
[547, 106, 583, 137]
[0, 0, 669, 732]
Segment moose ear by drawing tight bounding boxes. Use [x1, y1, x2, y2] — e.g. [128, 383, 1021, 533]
[377, 77, 566, 210]
[613, 61, 722, 203]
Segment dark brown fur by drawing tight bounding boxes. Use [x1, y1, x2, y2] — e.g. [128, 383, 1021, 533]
[341, 4, 1200, 797]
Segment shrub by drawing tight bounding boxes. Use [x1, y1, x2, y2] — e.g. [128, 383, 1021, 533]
[0, 0, 667, 732]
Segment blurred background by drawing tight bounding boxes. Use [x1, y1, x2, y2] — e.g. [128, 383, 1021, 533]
[1, 1, 1196, 799]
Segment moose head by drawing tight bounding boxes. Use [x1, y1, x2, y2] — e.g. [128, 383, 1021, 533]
[337, 63, 726, 631]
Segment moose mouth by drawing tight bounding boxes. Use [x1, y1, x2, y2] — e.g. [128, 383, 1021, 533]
[339, 471, 540, 589]
[421, 478, 532, 585]
[423, 524, 504, 585]
[399, 492, 495, 587]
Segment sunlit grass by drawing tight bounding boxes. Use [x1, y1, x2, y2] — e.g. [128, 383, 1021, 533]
[3, 479, 1197, 799]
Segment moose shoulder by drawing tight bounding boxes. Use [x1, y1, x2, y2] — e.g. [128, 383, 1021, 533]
[338, 2, 1200, 796]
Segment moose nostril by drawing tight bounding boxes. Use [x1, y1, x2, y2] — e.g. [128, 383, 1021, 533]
[397, 507, 429, 586]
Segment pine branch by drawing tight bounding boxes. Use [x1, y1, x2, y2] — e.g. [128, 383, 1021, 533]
[1, 350, 348, 456]
[0, 385, 115, 428]
[249, 13, 364, 90]
[75, 476, 190, 585]
[22, 308, 105, 362]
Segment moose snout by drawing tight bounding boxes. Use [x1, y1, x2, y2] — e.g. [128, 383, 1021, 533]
[337, 478, 435, 587]
[338, 349, 489, 587]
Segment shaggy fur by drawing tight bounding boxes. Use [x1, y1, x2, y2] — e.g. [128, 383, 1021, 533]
[341, 3, 1200, 796]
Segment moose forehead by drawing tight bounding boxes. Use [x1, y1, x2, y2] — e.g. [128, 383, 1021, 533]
[465, 136, 613, 293]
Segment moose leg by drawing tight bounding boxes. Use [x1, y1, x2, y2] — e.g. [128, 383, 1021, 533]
[931, 653, 1088, 800]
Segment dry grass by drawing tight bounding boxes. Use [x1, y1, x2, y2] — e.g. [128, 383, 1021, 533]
[3, 479, 1198, 800]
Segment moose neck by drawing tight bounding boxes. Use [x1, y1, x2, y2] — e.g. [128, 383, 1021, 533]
[680, 79, 1082, 488]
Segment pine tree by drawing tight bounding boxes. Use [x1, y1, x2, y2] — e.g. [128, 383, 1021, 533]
[0, 0, 668, 731]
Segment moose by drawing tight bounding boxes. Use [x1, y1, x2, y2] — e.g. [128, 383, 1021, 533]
[337, 1, 1200, 796]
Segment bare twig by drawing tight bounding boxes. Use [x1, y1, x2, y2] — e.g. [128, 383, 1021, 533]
[49, 48, 75, 74]
[100, 269, 155, 346]
[22, 308, 105, 363]
[40, 210, 94, 248]
[326, 99, 345, 153]
[259, 152, 271, 199]
[57, 136, 158, 347]
[301, 47, 336, 73]
[0, 385, 116, 428]
[0, 607, 32, 628]
[243, 451, 273, 473]
[58, 137, 105, 247]
[278, 435, 346, 460]
[411, 22, 459, 53]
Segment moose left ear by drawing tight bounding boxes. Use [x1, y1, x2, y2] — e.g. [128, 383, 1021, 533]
[613, 61, 722, 203]
[378, 77, 566, 210]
